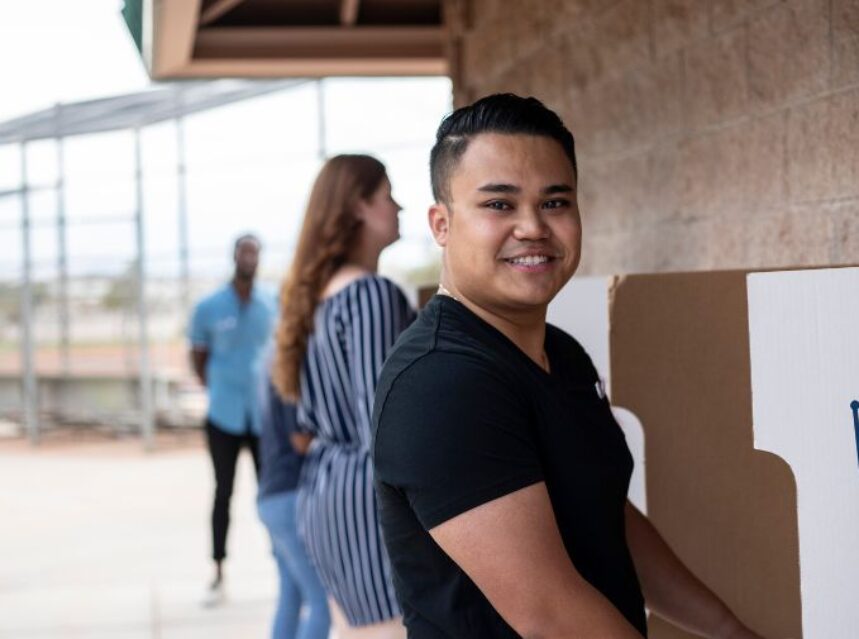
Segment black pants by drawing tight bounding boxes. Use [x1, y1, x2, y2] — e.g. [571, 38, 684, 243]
[206, 419, 260, 562]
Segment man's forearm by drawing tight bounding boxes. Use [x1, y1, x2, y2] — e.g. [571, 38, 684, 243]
[518, 581, 644, 639]
[191, 349, 208, 386]
[624, 502, 746, 638]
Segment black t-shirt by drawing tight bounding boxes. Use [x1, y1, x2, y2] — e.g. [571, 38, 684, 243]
[372, 295, 647, 638]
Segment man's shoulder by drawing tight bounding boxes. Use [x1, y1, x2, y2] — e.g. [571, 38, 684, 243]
[375, 339, 518, 434]
[251, 285, 278, 312]
[545, 323, 602, 382]
[380, 299, 498, 384]
[195, 284, 232, 311]
[545, 323, 587, 355]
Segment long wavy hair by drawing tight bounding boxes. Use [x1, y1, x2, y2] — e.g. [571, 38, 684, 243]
[273, 154, 388, 400]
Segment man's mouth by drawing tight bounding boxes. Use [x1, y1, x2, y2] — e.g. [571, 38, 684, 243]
[503, 255, 556, 266]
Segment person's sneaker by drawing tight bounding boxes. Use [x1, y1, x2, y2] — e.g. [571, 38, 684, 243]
[201, 577, 226, 608]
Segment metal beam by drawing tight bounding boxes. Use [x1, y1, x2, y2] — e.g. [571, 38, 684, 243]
[316, 79, 327, 161]
[174, 90, 191, 316]
[340, 0, 360, 26]
[194, 26, 443, 60]
[19, 143, 38, 444]
[0, 81, 302, 145]
[133, 128, 154, 451]
[54, 105, 70, 375]
[199, 0, 248, 26]
[170, 56, 447, 78]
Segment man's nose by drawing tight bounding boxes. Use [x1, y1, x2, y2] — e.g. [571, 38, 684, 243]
[513, 207, 550, 240]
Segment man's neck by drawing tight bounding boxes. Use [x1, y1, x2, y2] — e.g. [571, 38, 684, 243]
[232, 277, 253, 302]
[441, 281, 549, 372]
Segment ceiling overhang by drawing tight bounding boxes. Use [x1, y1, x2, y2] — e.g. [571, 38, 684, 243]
[133, 0, 447, 79]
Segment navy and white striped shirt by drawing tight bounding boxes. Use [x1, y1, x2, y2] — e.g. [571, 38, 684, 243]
[297, 274, 415, 625]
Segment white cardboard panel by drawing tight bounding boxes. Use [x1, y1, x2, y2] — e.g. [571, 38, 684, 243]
[548, 276, 612, 387]
[548, 276, 646, 512]
[748, 267, 859, 637]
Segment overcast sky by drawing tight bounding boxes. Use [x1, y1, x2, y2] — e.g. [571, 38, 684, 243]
[0, 0, 452, 284]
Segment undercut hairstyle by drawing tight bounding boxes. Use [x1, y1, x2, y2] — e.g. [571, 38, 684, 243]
[234, 233, 261, 253]
[429, 93, 577, 205]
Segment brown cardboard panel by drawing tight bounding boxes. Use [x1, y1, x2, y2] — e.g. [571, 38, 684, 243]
[609, 271, 801, 638]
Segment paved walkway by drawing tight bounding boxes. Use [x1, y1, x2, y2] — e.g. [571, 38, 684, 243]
[0, 431, 278, 638]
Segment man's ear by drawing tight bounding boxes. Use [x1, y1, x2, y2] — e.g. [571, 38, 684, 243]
[428, 202, 451, 247]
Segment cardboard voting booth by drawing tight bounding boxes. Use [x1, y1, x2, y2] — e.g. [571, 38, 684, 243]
[548, 267, 859, 638]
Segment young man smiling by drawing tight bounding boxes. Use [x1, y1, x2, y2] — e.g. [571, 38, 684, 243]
[372, 95, 767, 638]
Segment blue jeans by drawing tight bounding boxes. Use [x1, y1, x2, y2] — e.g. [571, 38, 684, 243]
[257, 491, 330, 639]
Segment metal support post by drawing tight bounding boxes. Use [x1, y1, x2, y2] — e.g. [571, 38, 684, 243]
[175, 110, 190, 315]
[19, 142, 38, 444]
[316, 79, 327, 161]
[133, 128, 154, 450]
[55, 105, 70, 374]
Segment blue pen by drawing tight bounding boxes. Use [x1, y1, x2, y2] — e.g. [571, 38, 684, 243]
[851, 400, 859, 469]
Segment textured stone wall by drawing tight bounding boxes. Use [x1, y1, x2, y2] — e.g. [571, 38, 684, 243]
[443, 0, 859, 274]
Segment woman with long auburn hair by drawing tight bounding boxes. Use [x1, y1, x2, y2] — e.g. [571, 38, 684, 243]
[273, 154, 415, 636]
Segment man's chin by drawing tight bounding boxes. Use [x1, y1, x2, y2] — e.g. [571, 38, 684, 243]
[489, 288, 556, 313]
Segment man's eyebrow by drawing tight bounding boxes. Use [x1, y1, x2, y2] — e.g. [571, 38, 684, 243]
[543, 184, 574, 195]
[476, 183, 575, 195]
[477, 183, 520, 194]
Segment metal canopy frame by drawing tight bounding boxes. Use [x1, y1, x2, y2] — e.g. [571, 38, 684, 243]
[0, 79, 303, 144]
[0, 79, 316, 448]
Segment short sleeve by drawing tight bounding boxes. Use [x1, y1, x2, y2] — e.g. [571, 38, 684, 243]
[373, 352, 543, 531]
[188, 301, 209, 348]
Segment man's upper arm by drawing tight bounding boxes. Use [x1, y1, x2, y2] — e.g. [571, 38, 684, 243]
[188, 301, 210, 350]
[429, 484, 643, 638]
[431, 483, 579, 633]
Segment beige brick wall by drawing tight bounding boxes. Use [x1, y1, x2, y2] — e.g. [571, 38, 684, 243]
[443, 0, 859, 274]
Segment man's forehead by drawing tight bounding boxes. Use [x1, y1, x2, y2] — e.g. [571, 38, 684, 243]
[452, 133, 575, 187]
[236, 239, 260, 251]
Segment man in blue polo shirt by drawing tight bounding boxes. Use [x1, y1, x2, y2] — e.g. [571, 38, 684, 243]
[189, 233, 276, 607]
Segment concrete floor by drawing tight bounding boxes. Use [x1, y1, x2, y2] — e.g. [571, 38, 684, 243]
[0, 430, 277, 638]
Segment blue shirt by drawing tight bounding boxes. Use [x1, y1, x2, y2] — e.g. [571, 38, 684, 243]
[257, 364, 303, 498]
[189, 283, 276, 435]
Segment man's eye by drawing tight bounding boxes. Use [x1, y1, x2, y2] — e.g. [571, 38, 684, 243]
[543, 199, 570, 210]
[485, 200, 511, 211]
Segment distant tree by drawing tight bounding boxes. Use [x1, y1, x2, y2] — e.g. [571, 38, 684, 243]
[101, 260, 139, 311]
[0, 282, 51, 323]
[0, 283, 17, 323]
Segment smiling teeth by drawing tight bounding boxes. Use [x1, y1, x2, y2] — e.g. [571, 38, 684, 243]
[509, 256, 550, 265]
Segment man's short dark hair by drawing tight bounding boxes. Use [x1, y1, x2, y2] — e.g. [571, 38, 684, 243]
[234, 233, 261, 254]
[429, 94, 577, 205]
